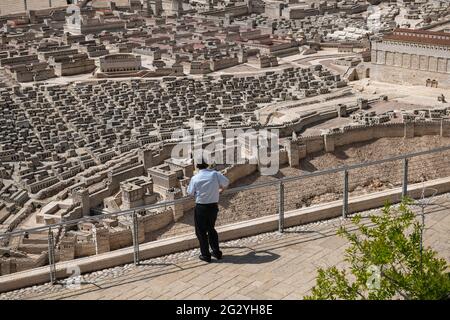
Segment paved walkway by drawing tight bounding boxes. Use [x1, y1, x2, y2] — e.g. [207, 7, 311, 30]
[1, 199, 449, 300]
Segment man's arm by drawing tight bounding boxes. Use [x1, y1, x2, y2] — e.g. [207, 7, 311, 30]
[217, 172, 230, 190]
[187, 177, 196, 196]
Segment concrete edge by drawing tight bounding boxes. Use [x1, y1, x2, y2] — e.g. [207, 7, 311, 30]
[1, 176, 449, 293]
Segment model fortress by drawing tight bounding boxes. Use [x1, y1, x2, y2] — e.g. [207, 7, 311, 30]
[0, 0, 450, 276]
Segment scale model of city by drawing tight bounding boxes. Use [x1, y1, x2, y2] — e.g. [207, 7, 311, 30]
[0, 0, 449, 284]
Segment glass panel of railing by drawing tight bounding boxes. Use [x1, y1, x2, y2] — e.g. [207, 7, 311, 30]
[408, 148, 450, 198]
[145, 197, 197, 240]
[283, 170, 344, 213]
[23, 211, 136, 279]
[0, 228, 54, 280]
[348, 159, 403, 200]
[217, 182, 280, 227]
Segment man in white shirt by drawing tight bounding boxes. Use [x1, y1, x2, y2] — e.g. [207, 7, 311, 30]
[187, 160, 230, 263]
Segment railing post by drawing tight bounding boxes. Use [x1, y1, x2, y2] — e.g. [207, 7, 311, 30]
[402, 158, 409, 198]
[278, 181, 285, 233]
[343, 170, 349, 218]
[132, 211, 140, 266]
[47, 228, 56, 285]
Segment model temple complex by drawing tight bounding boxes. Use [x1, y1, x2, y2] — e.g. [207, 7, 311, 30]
[0, 0, 449, 294]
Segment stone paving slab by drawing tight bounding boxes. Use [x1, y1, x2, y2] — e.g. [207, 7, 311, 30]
[0, 199, 449, 300]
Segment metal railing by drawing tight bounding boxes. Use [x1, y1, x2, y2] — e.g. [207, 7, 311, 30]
[2, 144, 450, 283]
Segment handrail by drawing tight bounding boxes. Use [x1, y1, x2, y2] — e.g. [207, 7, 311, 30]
[1, 144, 450, 240]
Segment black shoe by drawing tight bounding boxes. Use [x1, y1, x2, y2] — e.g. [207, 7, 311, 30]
[211, 251, 223, 260]
[199, 255, 211, 263]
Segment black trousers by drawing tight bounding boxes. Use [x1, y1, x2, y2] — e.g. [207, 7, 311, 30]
[194, 203, 220, 257]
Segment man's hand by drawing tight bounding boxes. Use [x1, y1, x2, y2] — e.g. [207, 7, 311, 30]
[219, 188, 224, 194]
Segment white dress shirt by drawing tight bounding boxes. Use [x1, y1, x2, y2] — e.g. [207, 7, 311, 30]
[187, 169, 230, 204]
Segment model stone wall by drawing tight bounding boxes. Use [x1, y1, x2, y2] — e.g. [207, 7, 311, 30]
[88, 187, 110, 209]
[290, 121, 450, 166]
[414, 121, 444, 136]
[109, 229, 134, 251]
[334, 123, 404, 146]
[224, 164, 258, 185]
[277, 108, 342, 138]
[107, 164, 145, 192]
[371, 64, 450, 88]
[298, 135, 325, 154]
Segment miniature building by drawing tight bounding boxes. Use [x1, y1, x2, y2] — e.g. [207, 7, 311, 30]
[0, 0, 67, 16]
[338, 44, 355, 53]
[0, 55, 39, 67]
[99, 53, 142, 73]
[371, 29, 450, 88]
[120, 176, 157, 210]
[189, 60, 211, 74]
[258, 54, 278, 68]
[147, 158, 193, 194]
[64, 14, 126, 35]
[6, 62, 56, 82]
[49, 53, 96, 76]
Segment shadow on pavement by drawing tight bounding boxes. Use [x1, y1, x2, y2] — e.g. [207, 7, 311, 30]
[218, 250, 280, 265]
